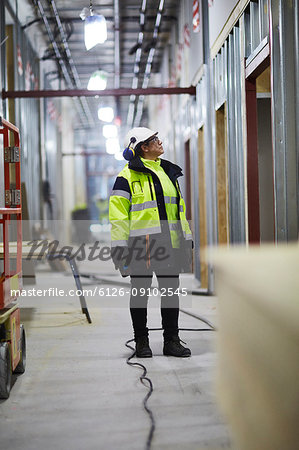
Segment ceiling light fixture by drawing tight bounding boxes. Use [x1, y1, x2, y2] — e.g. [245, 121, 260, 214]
[98, 106, 114, 122]
[106, 138, 120, 154]
[114, 151, 123, 161]
[103, 124, 118, 139]
[82, 1, 107, 50]
[87, 70, 107, 90]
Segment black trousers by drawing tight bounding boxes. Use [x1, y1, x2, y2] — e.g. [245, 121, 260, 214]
[130, 273, 180, 341]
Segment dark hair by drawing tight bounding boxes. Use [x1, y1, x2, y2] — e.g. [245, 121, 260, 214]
[135, 142, 143, 156]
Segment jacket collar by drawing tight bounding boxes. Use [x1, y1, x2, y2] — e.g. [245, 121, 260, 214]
[160, 158, 183, 181]
[128, 156, 183, 180]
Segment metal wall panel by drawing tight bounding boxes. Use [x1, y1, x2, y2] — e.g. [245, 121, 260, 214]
[188, 0, 204, 84]
[209, 0, 240, 48]
[234, 26, 246, 242]
[250, 1, 260, 50]
[270, 0, 299, 240]
[193, 76, 206, 282]
[203, 0, 218, 291]
[260, 0, 269, 40]
[227, 26, 246, 243]
[1, 7, 42, 223]
[190, 96, 201, 281]
[214, 42, 228, 110]
[196, 78, 205, 128]
[0, 4, 41, 220]
[245, 0, 270, 58]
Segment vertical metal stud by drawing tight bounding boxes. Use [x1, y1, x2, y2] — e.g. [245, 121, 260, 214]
[190, 96, 201, 281]
[234, 25, 246, 243]
[202, 0, 218, 292]
[261, 0, 269, 40]
[295, 0, 299, 226]
[270, 0, 298, 240]
[227, 33, 236, 243]
[250, 1, 260, 51]
[244, 6, 251, 57]
[227, 26, 246, 244]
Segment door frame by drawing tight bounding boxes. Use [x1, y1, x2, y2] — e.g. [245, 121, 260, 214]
[245, 42, 271, 243]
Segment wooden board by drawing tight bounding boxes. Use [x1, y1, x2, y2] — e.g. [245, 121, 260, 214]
[216, 104, 229, 245]
[256, 66, 271, 93]
[213, 243, 299, 450]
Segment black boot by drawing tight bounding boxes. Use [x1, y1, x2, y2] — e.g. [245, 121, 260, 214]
[136, 336, 152, 358]
[163, 336, 191, 357]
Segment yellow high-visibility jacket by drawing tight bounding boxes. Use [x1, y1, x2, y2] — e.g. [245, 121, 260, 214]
[109, 156, 192, 274]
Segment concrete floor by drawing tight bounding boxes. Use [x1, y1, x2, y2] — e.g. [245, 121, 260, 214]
[0, 258, 232, 450]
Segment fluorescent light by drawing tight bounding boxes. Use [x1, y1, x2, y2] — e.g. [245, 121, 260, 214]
[145, 63, 151, 74]
[155, 13, 161, 27]
[46, 140, 55, 151]
[132, 78, 138, 89]
[148, 48, 155, 62]
[103, 124, 118, 138]
[87, 70, 107, 90]
[84, 15, 107, 50]
[97, 106, 114, 122]
[136, 48, 142, 62]
[158, 0, 164, 10]
[106, 138, 120, 154]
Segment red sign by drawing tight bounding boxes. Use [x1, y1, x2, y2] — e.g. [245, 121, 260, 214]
[184, 23, 191, 48]
[17, 45, 23, 76]
[193, 0, 200, 33]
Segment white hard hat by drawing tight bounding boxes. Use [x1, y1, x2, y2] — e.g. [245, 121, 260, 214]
[124, 127, 158, 150]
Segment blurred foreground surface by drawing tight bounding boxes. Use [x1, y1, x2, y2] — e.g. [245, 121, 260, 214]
[214, 243, 299, 450]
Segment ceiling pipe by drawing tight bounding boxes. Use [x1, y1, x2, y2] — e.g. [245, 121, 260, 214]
[2, 86, 196, 98]
[22, 16, 176, 29]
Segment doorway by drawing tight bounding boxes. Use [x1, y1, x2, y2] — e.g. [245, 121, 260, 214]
[256, 67, 274, 242]
[245, 47, 274, 243]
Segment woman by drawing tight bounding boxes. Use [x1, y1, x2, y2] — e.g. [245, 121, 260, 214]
[109, 127, 193, 357]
